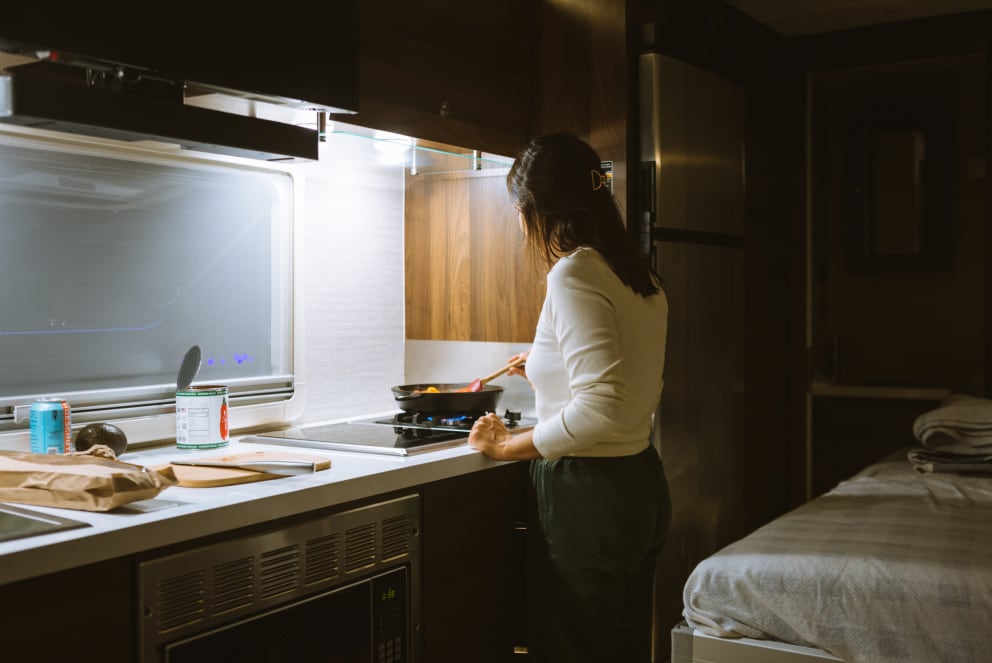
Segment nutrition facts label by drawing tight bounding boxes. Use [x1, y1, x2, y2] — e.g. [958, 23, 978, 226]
[179, 408, 211, 442]
[175, 386, 228, 449]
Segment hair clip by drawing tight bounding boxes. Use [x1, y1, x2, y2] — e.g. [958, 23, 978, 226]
[591, 170, 606, 191]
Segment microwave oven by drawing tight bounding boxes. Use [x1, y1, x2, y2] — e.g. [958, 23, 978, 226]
[138, 494, 421, 662]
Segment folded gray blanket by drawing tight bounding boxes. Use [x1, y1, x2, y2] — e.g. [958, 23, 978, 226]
[908, 448, 992, 474]
[912, 395, 992, 456]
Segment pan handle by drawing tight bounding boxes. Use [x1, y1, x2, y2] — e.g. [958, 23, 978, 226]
[393, 392, 423, 401]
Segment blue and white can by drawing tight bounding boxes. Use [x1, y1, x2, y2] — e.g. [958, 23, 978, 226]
[29, 397, 72, 455]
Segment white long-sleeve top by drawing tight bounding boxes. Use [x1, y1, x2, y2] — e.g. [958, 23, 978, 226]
[527, 247, 668, 459]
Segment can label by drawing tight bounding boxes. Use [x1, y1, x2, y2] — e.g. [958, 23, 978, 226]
[176, 385, 229, 450]
[29, 398, 72, 455]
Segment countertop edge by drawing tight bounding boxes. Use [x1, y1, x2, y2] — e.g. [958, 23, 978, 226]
[0, 440, 513, 587]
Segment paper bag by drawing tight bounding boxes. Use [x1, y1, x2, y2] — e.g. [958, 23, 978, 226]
[0, 448, 176, 511]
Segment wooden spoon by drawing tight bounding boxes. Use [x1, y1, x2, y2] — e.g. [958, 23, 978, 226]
[456, 356, 527, 392]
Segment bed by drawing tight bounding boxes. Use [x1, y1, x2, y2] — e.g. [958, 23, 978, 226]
[672, 450, 992, 663]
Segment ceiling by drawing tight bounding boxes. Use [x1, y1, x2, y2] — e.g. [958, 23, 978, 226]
[721, 0, 992, 36]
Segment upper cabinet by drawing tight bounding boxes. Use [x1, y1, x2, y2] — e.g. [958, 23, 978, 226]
[1, 5, 358, 113]
[345, 0, 535, 158]
[0, 4, 359, 160]
[530, 0, 630, 212]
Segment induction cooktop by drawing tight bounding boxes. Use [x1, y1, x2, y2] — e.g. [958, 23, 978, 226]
[240, 411, 536, 457]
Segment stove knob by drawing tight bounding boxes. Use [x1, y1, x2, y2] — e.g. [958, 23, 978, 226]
[504, 409, 522, 423]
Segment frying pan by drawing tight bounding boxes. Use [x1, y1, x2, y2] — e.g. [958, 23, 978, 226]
[391, 383, 503, 415]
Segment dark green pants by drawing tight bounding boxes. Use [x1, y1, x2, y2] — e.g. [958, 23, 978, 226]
[526, 446, 672, 663]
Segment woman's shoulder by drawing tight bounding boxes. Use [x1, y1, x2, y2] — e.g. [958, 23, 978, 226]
[548, 247, 617, 290]
[552, 247, 610, 276]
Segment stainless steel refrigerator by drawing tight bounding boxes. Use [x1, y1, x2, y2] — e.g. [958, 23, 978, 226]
[638, 51, 748, 660]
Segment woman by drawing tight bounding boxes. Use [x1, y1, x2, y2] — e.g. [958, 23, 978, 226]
[468, 133, 671, 663]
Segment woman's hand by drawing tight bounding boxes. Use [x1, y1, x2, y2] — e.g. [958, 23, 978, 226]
[469, 413, 542, 461]
[469, 413, 513, 459]
[508, 349, 531, 380]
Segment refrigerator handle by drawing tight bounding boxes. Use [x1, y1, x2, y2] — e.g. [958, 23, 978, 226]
[639, 161, 656, 260]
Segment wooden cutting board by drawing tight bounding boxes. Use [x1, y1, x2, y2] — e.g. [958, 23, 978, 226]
[155, 451, 332, 488]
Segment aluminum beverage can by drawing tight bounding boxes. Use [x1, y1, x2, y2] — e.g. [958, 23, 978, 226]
[175, 385, 229, 450]
[29, 398, 72, 455]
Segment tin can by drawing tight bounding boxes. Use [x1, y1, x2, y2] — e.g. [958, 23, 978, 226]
[29, 398, 72, 455]
[176, 385, 229, 450]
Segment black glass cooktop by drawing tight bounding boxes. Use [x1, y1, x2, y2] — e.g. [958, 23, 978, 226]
[241, 411, 536, 457]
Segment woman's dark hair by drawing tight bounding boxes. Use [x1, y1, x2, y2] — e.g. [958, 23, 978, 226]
[507, 133, 660, 297]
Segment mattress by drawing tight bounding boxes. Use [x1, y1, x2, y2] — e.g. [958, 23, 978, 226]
[682, 452, 992, 663]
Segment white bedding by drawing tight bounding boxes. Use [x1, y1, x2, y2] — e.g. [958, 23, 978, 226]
[682, 453, 992, 663]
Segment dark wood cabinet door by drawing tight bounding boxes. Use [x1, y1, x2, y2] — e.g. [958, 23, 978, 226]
[421, 462, 529, 661]
[0, 557, 134, 661]
[530, 0, 630, 211]
[346, 0, 534, 158]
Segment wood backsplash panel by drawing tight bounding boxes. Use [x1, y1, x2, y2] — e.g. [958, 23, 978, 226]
[469, 175, 547, 341]
[406, 170, 545, 342]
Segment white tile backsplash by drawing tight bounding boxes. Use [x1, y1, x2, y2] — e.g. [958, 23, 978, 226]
[296, 133, 406, 422]
[293, 131, 536, 423]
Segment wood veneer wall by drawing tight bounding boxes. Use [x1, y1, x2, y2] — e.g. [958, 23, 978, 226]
[796, 12, 992, 401]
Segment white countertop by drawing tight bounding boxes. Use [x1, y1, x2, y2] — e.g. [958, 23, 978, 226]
[0, 431, 509, 587]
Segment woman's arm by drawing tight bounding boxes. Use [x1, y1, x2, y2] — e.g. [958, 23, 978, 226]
[532, 253, 626, 457]
[468, 413, 542, 461]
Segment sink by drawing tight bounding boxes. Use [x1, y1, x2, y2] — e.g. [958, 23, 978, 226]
[0, 503, 89, 543]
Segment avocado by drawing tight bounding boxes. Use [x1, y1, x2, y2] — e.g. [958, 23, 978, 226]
[74, 422, 128, 457]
